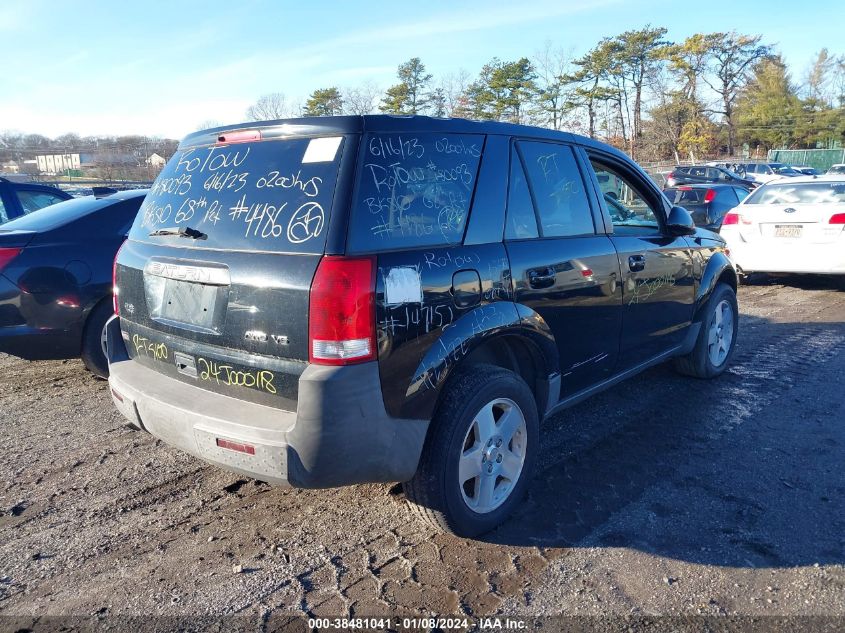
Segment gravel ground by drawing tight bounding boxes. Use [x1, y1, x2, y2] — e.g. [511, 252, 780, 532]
[1, 276, 844, 623]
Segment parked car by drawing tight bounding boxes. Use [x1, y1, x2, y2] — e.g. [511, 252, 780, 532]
[0, 189, 146, 377]
[827, 164, 845, 175]
[664, 184, 750, 231]
[107, 116, 738, 537]
[791, 165, 820, 176]
[0, 177, 72, 225]
[720, 176, 845, 277]
[665, 165, 755, 189]
[735, 162, 801, 184]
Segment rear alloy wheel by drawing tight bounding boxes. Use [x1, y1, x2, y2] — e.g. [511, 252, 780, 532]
[707, 299, 734, 367]
[403, 364, 539, 537]
[458, 398, 527, 514]
[674, 282, 738, 379]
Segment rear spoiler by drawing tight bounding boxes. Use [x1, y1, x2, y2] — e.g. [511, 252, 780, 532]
[92, 186, 119, 198]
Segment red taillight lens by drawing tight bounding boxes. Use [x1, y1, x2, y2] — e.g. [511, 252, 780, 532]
[113, 241, 126, 315]
[704, 189, 717, 204]
[217, 130, 261, 144]
[309, 256, 376, 365]
[722, 212, 740, 225]
[0, 247, 21, 273]
[829, 213, 845, 224]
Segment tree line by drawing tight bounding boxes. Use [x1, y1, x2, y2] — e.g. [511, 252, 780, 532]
[246, 27, 845, 162]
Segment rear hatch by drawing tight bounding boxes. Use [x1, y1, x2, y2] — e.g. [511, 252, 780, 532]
[115, 126, 351, 410]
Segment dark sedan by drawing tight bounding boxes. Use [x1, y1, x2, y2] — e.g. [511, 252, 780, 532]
[665, 165, 756, 189]
[664, 184, 750, 232]
[0, 189, 146, 377]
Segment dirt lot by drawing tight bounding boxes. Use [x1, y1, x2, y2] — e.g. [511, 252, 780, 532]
[1, 278, 844, 624]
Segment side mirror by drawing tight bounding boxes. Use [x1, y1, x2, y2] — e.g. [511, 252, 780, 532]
[667, 206, 696, 236]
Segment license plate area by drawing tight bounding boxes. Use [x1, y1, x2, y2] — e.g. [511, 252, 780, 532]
[774, 224, 803, 238]
[143, 259, 230, 334]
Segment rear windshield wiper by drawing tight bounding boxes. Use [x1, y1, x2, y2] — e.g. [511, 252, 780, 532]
[148, 226, 207, 240]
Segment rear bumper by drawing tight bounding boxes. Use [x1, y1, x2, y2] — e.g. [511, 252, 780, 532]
[0, 325, 80, 359]
[725, 237, 845, 274]
[0, 275, 82, 359]
[106, 317, 428, 488]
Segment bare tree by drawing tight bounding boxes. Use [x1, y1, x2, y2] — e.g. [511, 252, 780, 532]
[532, 41, 574, 130]
[701, 32, 770, 154]
[343, 82, 381, 115]
[196, 119, 223, 131]
[438, 69, 471, 117]
[245, 93, 291, 121]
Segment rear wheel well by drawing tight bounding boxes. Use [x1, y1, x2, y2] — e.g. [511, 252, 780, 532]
[458, 335, 549, 417]
[718, 268, 737, 292]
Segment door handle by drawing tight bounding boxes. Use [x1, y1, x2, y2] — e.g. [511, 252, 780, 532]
[628, 255, 646, 272]
[528, 267, 556, 289]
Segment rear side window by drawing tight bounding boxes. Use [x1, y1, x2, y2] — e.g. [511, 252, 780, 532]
[131, 137, 345, 253]
[17, 189, 67, 215]
[0, 195, 8, 223]
[505, 153, 538, 240]
[518, 141, 594, 237]
[348, 133, 483, 251]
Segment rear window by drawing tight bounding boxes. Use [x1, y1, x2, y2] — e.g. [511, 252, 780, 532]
[348, 132, 483, 252]
[744, 182, 845, 205]
[665, 188, 706, 204]
[130, 137, 345, 253]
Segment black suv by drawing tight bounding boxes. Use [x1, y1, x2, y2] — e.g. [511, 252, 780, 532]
[0, 177, 72, 225]
[108, 116, 738, 537]
[665, 165, 755, 189]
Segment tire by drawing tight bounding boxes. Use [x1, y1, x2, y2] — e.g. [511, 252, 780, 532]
[403, 364, 539, 538]
[80, 300, 113, 379]
[674, 283, 738, 379]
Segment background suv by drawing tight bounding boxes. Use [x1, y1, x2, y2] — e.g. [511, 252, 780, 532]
[665, 165, 754, 189]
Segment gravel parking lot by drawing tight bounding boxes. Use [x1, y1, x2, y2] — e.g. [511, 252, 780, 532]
[1, 278, 844, 623]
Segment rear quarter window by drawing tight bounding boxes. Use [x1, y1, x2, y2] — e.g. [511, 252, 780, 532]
[348, 133, 484, 252]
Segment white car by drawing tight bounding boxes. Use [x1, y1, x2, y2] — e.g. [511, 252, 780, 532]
[721, 176, 845, 276]
[828, 164, 845, 175]
[737, 162, 803, 184]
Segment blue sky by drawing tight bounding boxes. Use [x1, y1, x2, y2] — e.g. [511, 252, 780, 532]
[0, 0, 841, 139]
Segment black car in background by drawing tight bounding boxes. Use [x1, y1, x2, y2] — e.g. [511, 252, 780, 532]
[665, 165, 755, 189]
[0, 177, 72, 225]
[664, 184, 750, 231]
[0, 189, 146, 377]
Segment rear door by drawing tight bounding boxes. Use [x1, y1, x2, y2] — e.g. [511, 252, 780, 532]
[583, 152, 696, 369]
[506, 140, 622, 396]
[116, 133, 350, 411]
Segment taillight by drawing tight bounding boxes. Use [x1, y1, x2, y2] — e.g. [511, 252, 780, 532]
[309, 256, 376, 365]
[722, 212, 739, 225]
[0, 247, 21, 273]
[113, 241, 126, 315]
[704, 189, 717, 204]
[829, 213, 845, 224]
